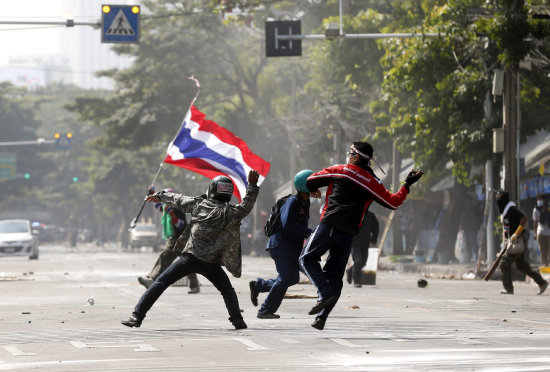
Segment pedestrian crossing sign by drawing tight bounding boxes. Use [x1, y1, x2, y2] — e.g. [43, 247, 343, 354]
[102, 5, 140, 43]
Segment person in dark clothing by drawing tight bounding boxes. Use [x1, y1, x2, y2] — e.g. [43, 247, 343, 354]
[346, 211, 379, 288]
[300, 142, 423, 330]
[496, 190, 548, 295]
[121, 170, 260, 330]
[249, 170, 320, 319]
[459, 195, 481, 262]
[137, 187, 200, 294]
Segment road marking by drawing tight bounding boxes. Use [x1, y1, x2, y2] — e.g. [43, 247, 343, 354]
[279, 338, 300, 344]
[329, 338, 369, 348]
[3, 346, 36, 356]
[232, 338, 269, 350]
[70, 340, 159, 352]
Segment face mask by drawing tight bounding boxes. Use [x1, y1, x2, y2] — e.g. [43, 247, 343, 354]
[538, 200, 544, 207]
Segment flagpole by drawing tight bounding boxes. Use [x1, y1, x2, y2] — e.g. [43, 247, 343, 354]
[128, 76, 201, 229]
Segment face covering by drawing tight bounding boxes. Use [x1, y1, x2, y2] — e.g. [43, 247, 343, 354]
[496, 192, 510, 214]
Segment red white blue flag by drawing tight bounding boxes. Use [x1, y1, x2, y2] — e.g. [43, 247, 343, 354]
[164, 105, 270, 201]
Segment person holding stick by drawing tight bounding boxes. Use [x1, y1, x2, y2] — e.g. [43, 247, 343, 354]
[495, 190, 548, 295]
[121, 170, 260, 330]
[137, 186, 200, 294]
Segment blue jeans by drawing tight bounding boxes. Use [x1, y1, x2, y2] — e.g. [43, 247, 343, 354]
[256, 244, 300, 314]
[299, 224, 354, 318]
[133, 253, 242, 324]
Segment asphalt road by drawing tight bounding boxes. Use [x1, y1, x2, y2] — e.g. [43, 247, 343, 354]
[1, 244, 550, 371]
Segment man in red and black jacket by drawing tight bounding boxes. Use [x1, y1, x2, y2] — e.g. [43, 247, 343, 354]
[300, 141, 423, 330]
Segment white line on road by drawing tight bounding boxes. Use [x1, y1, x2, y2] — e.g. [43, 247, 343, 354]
[3, 346, 36, 356]
[279, 338, 301, 344]
[70, 340, 159, 352]
[329, 338, 369, 348]
[232, 337, 270, 350]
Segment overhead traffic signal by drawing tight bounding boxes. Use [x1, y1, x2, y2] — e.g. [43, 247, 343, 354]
[54, 132, 72, 149]
[24, 173, 30, 179]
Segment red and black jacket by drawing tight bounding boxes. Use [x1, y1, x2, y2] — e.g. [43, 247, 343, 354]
[306, 164, 408, 235]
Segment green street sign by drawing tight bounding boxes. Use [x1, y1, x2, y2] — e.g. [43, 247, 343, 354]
[0, 153, 16, 179]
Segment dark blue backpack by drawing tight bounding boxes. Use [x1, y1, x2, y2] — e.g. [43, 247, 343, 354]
[264, 195, 291, 237]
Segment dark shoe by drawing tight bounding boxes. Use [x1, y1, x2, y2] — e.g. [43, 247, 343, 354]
[188, 286, 200, 294]
[232, 319, 247, 330]
[121, 315, 142, 328]
[308, 295, 338, 315]
[138, 277, 154, 289]
[249, 280, 259, 307]
[346, 267, 352, 284]
[311, 317, 326, 330]
[500, 289, 514, 295]
[257, 312, 280, 319]
[354, 283, 362, 288]
[538, 281, 548, 295]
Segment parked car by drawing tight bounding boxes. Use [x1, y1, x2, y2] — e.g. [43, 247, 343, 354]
[0, 219, 39, 259]
[129, 223, 160, 251]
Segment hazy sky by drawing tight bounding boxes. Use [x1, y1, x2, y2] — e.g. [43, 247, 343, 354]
[0, 1, 81, 64]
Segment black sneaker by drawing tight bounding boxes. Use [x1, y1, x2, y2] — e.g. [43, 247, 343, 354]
[121, 315, 142, 328]
[311, 316, 326, 330]
[232, 319, 247, 330]
[249, 280, 259, 307]
[138, 277, 154, 289]
[500, 289, 514, 295]
[188, 286, 200, 294]
[308, 296, 338, 315]
[346, 267, 352, 284]
[538, 281, 548, 295]
[257, 312, 280, 319]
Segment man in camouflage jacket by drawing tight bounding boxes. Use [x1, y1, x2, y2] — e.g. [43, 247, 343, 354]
[122, 170, 260, 330]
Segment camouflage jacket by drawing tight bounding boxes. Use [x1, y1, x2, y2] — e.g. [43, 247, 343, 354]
[154, 185, 259, 277]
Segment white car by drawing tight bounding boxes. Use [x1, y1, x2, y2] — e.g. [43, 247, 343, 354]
[0, 219, 39, 260]
[129, 223, 160, 251]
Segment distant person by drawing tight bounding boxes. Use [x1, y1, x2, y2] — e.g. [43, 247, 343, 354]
[460, 195, 482, 262]
[300, 141, 423, 330]
[533, 194, 550, 267]
[121, 170, 260, 330]
[249, 170, 320, 319]
[137, 186, 200, 294]
[496, 190, 548, 295]
[346, 211, 379, 288]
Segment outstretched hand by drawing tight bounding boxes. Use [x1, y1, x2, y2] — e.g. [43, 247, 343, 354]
[145, 195, 160, 203]
[248, 170, 260, 186]
[405, 169, 424, 187]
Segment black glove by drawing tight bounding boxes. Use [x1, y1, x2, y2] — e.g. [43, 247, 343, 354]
[147, 185, 156, 195]
[404, 170, 423, 188]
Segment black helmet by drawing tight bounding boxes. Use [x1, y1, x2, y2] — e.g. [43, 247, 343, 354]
[207, 176, 234, 202]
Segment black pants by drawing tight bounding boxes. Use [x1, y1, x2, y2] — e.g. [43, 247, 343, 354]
[500, 250, 546, 292]
[133, 253, 242, 324]
[351, 245, 369, 284]
[148, 237, 199, 288]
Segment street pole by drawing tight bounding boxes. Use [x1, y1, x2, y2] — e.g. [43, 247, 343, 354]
[391, 141, 403, 255]
[502, 67, 518, 201]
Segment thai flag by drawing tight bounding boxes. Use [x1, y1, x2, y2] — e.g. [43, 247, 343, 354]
[164, 105, 270, 201]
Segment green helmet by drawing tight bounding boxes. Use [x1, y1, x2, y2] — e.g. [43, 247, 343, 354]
[294, 169, 313, 193]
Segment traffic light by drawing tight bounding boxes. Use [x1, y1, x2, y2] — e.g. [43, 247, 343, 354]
[54, 132, 72, 149]
[72, 176, 79, 183]
[24, 173, 30, 179]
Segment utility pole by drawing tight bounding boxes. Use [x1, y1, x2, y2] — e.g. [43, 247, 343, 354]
[502, 67, 518, 201]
